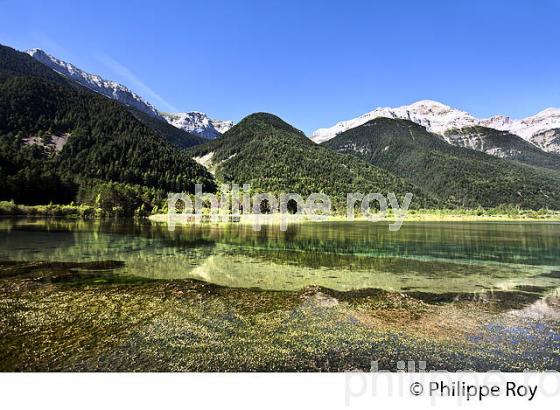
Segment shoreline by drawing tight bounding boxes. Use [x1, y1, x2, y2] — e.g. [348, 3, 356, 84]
[2, 199, 560, 223]
[149, 210, 560, 224]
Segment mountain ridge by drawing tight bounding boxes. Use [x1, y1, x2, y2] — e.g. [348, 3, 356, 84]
[442, 125, 560, 171]
[26, 48, 234, 139]
[163, 111, 233, 139]
[312, 100, 560, 154]
[27, 48, 163, 119]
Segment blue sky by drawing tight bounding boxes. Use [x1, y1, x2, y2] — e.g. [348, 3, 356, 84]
[1, 0, 559, 134]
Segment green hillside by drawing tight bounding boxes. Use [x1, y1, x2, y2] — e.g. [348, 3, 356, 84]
[0, 44, 215, 210]
[323, 117, 560, 209]
[1, 43, 205, 150]
[189, 113, 436, 209]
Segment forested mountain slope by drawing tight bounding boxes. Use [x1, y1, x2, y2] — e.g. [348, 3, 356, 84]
[323, 117, 560, 209]
[0, 44, 215, 208]
[189, 113, 437, 209]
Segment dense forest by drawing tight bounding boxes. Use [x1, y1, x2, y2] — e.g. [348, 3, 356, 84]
[323, 117, 560, 209]
[188, 113, 437, 209]
[0, 44, 214, 214]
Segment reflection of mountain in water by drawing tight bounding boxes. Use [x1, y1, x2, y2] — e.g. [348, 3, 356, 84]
[186, 252, 559, 294]
[508, 287, 560, 320]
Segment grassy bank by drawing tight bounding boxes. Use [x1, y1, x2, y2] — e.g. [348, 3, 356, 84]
[398, 208, 560, 221]
[0, 201, 98, 218]
[149, 207, 560, 224]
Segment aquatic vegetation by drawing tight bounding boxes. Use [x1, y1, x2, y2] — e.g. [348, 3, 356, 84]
[0, 260, 559, 371]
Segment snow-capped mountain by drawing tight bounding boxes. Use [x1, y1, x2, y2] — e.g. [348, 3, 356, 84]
[27, 48, 234, 139]
[312, 100, 478, 143]
[312, 100, 560, 154]
[163, 112, 233, 139]
[27, 48, 162, 119]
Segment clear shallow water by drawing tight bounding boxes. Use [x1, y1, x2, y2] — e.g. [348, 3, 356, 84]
[1, 218, 559, 293]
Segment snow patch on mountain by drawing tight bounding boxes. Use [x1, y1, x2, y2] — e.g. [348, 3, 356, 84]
[163, 112, 233, 139]
[468, 108, 560, 153]
[26, 48, 162, 119]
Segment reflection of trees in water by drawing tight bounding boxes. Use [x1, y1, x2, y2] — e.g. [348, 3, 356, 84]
[193, 222, 560, 266]
[0, 229, 78, 256]
[2, 219, 560, 283]
[68, 219, 560, 267]
[0, 220, 217, 275]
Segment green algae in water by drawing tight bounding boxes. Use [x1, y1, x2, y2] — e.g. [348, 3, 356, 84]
[1, 274, 559, 371]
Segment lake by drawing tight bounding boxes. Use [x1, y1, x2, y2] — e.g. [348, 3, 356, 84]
[2, 218, 559, 293]
[1, 218, 559, 371]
